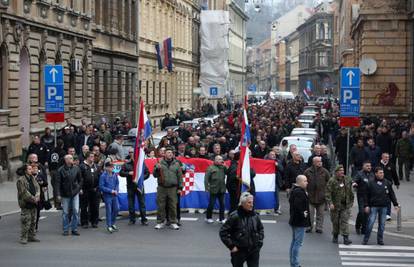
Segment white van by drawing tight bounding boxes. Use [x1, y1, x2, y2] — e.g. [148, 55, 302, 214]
[272, 91, 295, 100]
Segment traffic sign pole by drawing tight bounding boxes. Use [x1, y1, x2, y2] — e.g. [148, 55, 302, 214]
[346, 128, 350, 175]
[54, 122, 57, 148]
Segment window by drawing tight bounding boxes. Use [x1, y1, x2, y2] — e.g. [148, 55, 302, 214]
[131, 0, 137, 37]
[38, 50, 46, 108]
[153, 81, 156, 104]
[69, 57, 76, 106]
[102, 0, 109, 27]
[124, 0, 130, 34]
[94, 70, 99, 113]
[103, 70, 108, 112]
[159, 81, 162, 104]
[95, 0, 101, 25]
[0, 44, 7, 109]
[117, 71, 122, 112]
[318, 51, 328, 67]
[164, 82, 168, 104]
[145, 80, 149, 104]
[82, 57, 88, 105]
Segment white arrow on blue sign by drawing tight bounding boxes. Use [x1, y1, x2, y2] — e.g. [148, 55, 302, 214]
[340, 67, 360, 88]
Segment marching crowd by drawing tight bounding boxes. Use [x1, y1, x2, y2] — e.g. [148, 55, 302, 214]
[15, 97, 411, 267]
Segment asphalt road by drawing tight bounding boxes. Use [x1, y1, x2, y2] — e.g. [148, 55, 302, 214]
[0, 195, 413, 267]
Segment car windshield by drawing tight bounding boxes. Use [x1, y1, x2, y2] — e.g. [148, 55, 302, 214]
[285, 139, 313, 148]
[299, 115, 314, 120]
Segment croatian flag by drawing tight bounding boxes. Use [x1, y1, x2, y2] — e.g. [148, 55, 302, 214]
[133, 100, 152, 191]
[118, 157, 277, 211]
[155, 38, 173, 72]
[238, 97, 251, 190]
[155, 43, 163, 70]
[303, 80, 312, 100]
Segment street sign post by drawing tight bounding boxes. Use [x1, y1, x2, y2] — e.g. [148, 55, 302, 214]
[44, 65, 64, 147]
[209, 87, 218, 97]
[340, 67, 360, 174]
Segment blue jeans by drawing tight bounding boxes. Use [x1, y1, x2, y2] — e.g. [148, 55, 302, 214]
[103, 195, 119, 227]
[364, 206, 387, 243]
[290, 227, 305, 267]
[62, 194, 79, 232]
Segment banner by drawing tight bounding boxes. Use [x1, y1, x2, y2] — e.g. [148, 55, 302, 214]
[117, 157, 277, 211]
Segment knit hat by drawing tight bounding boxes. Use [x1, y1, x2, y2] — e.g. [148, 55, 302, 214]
[335, 165, 344, 172]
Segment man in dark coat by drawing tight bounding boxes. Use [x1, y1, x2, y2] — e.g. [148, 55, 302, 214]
[119, 149, 150, 225]
[350, 139, 369, 176]
[378, 153, 400, 221]
[289, 175, 310, 267]
[220, 192, 264, 267]
[364, 138, 381, 168]
[284, 152, 307, 191]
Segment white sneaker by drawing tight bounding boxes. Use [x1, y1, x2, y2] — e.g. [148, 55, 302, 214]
[386, 215, 392, 221]
[170, 223, 180, 230]
[154, 223, 165, 230]
[206, 218, 214, 224]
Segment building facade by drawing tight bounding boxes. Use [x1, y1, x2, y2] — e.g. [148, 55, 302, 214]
[350, 0, 412, 115]
[92, 0, 139, 123]
[285, 30, 300, 95]
[138, 0, 200, 126]
[0, 0, 95, 181]
[298, 4, 337, 97]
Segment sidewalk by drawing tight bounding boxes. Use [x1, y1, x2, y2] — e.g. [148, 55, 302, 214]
[0, 181, 19, 215]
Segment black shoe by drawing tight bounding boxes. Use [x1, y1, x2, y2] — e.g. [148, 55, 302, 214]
[128, 220, 136, 225]
[305, 228, 312, 233]
[377, 240, 384, 245]
[141, 220, 149, 226]
[332, 235, 338, 243]
[343, 235, 352, 245]
[91, 224, 98, 228]
[71, 231, 80, 236]
[62, 231, 69, 236]
[315, 229, 323, 234]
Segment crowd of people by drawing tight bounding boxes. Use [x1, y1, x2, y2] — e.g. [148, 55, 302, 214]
[15, 96, 409, 267]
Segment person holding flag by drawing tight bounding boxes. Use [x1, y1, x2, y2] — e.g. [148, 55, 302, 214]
[237, 97, 252, 194]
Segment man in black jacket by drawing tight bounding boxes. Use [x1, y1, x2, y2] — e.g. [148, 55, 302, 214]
[79, 152, 100, 228]
[48, 139, 66, 209]
[284, 152, 307, 192]
[350, 139, 369, 176]
[363, 167, 400, 245]
[289, 175, 310, 267]
[120, 149, 150, 225]
[378, 153, 400, 221]
[220, 192, 264, 267]
[352, 161, 374, 235]
[56, 154, 83, 236]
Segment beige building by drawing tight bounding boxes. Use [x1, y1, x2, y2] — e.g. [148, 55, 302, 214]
[0, 0, 95, 181]
[285, 31, 300, 95]
[138, 0, 200, 126]
[350, 0, 412, 115]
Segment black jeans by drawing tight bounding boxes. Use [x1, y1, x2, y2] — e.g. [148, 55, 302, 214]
[80, 189, 100, 226]
[231, 248, 260, 267]
[127, 186, 147, 222]
[228, 189, 238, 215]
[398, 158, 411, 181]
[206, 193, 225, 221]
[355, 195, 367, 233]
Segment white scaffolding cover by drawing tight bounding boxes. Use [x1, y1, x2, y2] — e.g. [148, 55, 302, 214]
[199, 10, 230, 98]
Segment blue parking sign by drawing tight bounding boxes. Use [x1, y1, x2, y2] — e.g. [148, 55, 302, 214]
[210, 87, 218, 96]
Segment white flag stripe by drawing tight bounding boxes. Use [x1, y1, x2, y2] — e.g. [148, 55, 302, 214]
[339, 245, 414, 251]
[119, 173, 275, 195]
[339, 251, 414, 257]
[342, 263, 414, 267]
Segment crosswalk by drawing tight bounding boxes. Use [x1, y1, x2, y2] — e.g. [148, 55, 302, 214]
[339, 244, 414, 267]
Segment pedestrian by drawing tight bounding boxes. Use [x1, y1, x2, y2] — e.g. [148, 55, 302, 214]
[153, 147, 183, 230]
[120, 149, 150, 226]
[350, 139, 369, 176]
[326, 165, 354, 245]
[364, 138, 381, 168]
[56, 154, 83, 236]
[284, 152, 307, 192]
[395, 131, 412, 181]
[99, 161, 120, 233]
[79, 152, 101, 228]
[303, 156, 330, 233]
[48, 139, 66, 209]
[352, 161, 374, 235]
[226, 150, 240, 214]
[205, 155, 227, 224]
[108, 135, 125, 160]
[379, 153, 400, 221]
[288, 175, 310, 267]
[220, 192, 264, 267]
[363, 167, 400, 245]
[31, 163, 48, 232]
[27, 136, 48, 165]
[16, 164, 40, 244]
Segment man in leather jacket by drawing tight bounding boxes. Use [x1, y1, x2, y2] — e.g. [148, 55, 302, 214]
[220, 192, 264, 267]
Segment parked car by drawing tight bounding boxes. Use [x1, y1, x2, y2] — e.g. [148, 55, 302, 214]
[290, 128, 318, 141]
[279, 136, 314, 162]
[298, 113, 317, 128]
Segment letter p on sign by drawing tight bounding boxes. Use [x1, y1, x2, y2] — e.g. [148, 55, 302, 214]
[47, 86, 57, 100]
[343, 89, 352, 104]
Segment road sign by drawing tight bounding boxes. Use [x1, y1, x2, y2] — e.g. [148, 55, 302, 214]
[248, 84, 256, 92]
[44, 65, 64, 122]
[339, 117, 360, 128]
[210, 87, 218, 96]
[340, 67, 360, 117]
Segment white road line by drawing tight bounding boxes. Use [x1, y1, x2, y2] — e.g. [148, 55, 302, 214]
[261, 219, 277, 224]
[0, 210, 21, 216]
[342, 262, 414, 267]
[348, 220, 414, 240]
[339, 251, 414, 257]
[339, 244, 414, 251]
[39, 216, 47, 220]
[341, 256, 414, 262]
[146, 216, 199, 222]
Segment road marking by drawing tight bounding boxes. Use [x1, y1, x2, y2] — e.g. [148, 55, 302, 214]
[39, 216, 47, 220]
[0, 210, 21, 216]
[261, 219, 277, 224]
[342, 263, 414, 267]
[341, 257, 414, 262]
[348, 220, 414, 240]
[146, 216, 199, 222]
[339, 244, 414, 251]
[339, 251, 414, 257]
